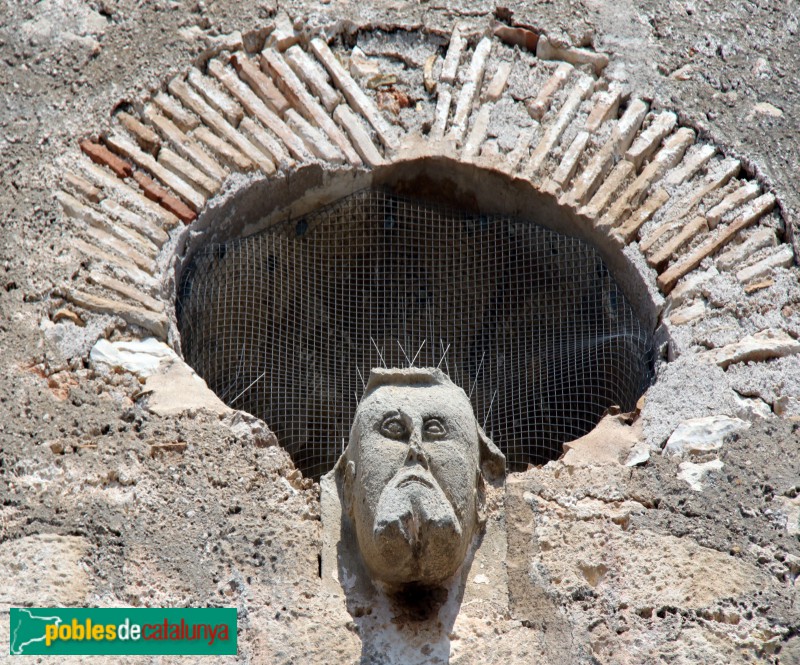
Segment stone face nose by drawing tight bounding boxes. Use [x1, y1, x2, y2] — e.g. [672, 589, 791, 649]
[406, 433, 429, 469]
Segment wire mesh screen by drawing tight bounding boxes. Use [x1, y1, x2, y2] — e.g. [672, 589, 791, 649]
[177, 189, 654, 479]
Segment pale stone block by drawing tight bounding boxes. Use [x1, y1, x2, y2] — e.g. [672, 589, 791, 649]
[238, 116, 292, 167]
[550, 130, 590, 189]
[158, 146, 219, 197]
[562, 413, 642, 467]
[568, 98, 648, 205]
[677, 459, 724, 491]
[666, 266, 718, 310]
[536, 35, 609, 75]
[430, 88, 452, 140]
[99, 198, 169, 247]
[664, 143, 716, 186]
[64, 171, 102, 202]
[152, 90, 200, 131]
[187, 67, 244, 127]
[715, 227, 778, 272]
[265, 11, 299, 51]
[192, 125, 254, 171]
[527, 61, 572, 120]
[663, 415, 750, 457]
[72, 237, 157, 290]
[505, 126, 536, 172]
[641, 158, 740, 251]
[68, 290, 168, 337]
[144, 106, 229, 181]
[449, 37, 493, 142]
[285, 44, 342, 113]
[706, 181, 760, 228]
[285, 108, 342, 162]
[80, 224, 155, 273]
[482, 60, 512, 102]
[310, 37, 398, 151]
[733, 393, 773, 420]
[579, 159, 634, 220]
[261, 48, 362, 165]
[601, 127, 695, 226]
[662, 157, 740, 224]
[440, 25, 466, 84]
[87, 270, 164, 312]
[527, 74, 594, 175]
[333, 104, 386, 167]
[230, 53, 291, 115]
[90, 337, 178, 375]
[701, 328, 800, 369]
[624, 111, 677, 169]
[735, 244, 795, 283]
[462, 104, 492, 159]
[584, 88, 620, 132]
[350, 45, 381, 80]
[657, 192, 776, 293]
[144, 361, 231, 417]
[613, 188, 670, 243]
[668, 298, 708, 325]
[57, 190, 157, 263]
[647, 214, 708, 268]
[169, 78, 275, 174]
[116, 110, 161, 154]
[207, 58, 310, 162]
[774, 396, 800, 418]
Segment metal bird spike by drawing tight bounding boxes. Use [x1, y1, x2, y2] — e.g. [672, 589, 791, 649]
[437, 340, 451, 372]
[231, 369, 266, 405]
[397, 340, 412, 366]
[370, 336, 387, 368]
[469, 351, 486, 400]
[410, 339, 426, 367]
[484, 389, 498, 430]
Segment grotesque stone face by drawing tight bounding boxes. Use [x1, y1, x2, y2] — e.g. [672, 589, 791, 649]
[341, 368, 505, 588]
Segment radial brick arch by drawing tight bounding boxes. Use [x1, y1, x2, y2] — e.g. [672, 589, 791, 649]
[55, 21, 795, 469]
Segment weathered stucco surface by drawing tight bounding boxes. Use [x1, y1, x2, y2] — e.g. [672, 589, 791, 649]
[1, 0, 799, 663]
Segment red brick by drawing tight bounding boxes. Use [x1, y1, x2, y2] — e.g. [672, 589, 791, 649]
[132, 171, 196, 224]
[79, 139, 133, 178]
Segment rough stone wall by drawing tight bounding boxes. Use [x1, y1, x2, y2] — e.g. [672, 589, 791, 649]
[1, 1, 799, 663]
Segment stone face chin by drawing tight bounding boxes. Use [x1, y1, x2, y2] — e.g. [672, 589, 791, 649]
[369, 476, 466, 586]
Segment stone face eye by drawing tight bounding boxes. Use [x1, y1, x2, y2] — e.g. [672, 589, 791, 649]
[380, 415, 408, 440]
[423, 418, 447, 439]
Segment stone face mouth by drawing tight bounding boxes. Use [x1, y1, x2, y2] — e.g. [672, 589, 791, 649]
[396, 474, 435, 491]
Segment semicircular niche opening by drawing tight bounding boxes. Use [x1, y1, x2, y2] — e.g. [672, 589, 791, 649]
[176, 188, 655, 479]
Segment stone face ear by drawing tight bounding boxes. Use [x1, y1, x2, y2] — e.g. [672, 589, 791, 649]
[343, 460, 357, 519]
[478, 425, 505, 482]
[334, 453, 357, 519]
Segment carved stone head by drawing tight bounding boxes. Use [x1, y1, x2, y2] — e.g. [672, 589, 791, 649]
[339, 367, 505, 589]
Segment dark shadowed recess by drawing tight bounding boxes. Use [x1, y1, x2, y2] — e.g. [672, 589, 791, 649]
[177, 188, 654, 479]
